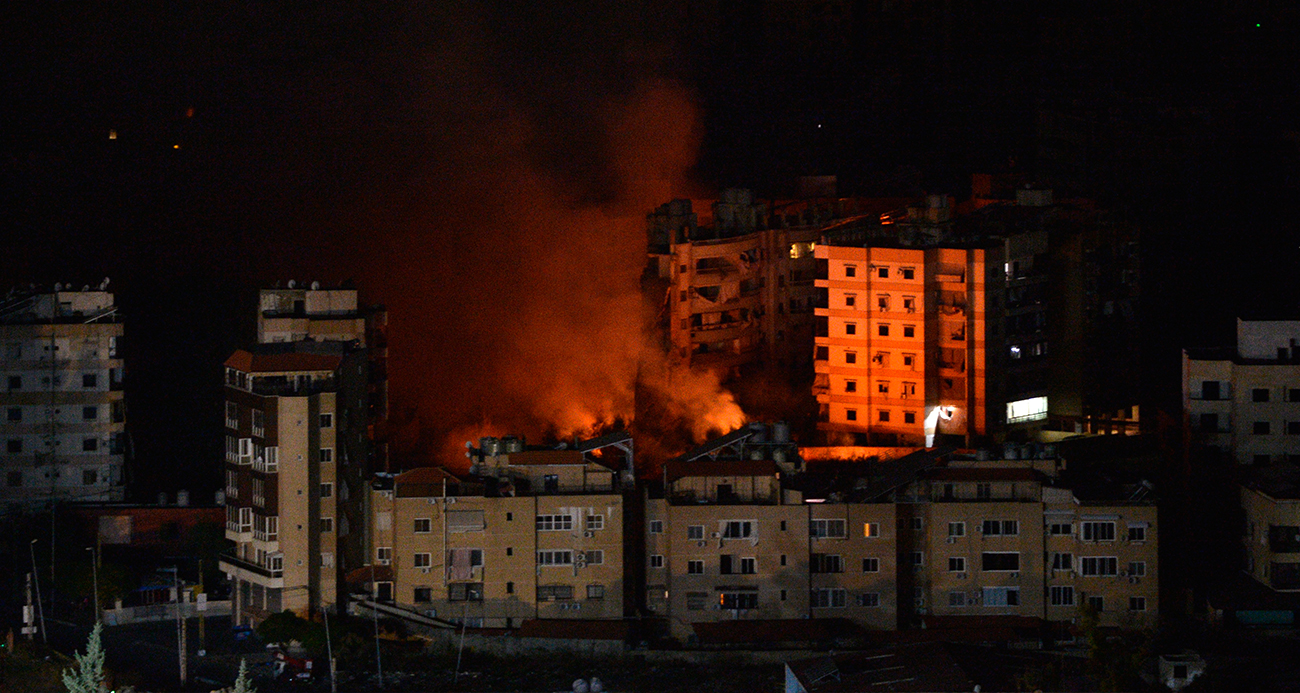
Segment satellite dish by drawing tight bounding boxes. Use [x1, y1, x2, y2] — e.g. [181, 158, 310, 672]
[310, 281, 320, 290]
[100, 277, 110, 290]
[288, 280, 296, 289]
[82, 285, 89, 291]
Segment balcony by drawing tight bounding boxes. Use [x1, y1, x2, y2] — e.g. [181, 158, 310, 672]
[219, 551, 283, 581]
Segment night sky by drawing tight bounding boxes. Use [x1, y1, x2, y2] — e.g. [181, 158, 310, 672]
[2, 2, 1298, 500]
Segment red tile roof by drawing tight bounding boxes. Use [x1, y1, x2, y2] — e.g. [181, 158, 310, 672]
[666, 459, 778, 482]
[224, 350, 342, 373]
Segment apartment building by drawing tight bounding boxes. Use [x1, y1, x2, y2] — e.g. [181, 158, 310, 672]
[1184, 319, 1300, 465]
[365, 433, 633, 628]
[813, 234, 999, 446]
[645, 426, 1157, 641]
[1241, 467, 1300, 593]
[646, 189, 911, 375]
[0, 285, 126, 510]
[900, 454, 1158, 629]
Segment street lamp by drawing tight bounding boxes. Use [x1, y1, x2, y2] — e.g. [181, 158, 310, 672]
[30, 539, 47, 643]
[85, 546, 100, 624]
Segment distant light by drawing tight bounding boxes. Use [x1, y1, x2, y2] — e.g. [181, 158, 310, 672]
[1256, 23, 1262, 27]
[108, 130, 117, 140]
[186, 107, 195, 118]
[173, 144, 180, 149]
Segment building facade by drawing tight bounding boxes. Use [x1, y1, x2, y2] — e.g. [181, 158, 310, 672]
[1185, 319, 1300, 465]
[221, 285, 385, 626]
[365, 433, 634, 628]
[1241, 470, 1300, 593]
[0, 286, 126, 510]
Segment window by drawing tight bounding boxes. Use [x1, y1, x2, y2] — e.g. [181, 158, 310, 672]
[251, 410, 264, 437]
[376, 547, 392, 564]
[321, 517, 334, 532]
[1291, 388, 1300, 402]
[910, 517, 924, 531]
[810, 519, 847, 538]
[1051, 553, 1073, 571]
[903, 354, 914, 367]
[815, 346, 829, 361]
[1255, 421, 1271, 435]
[981, 552, 1021, 571]
[903, 325, 914, 338]
[584, 550, 604, 565]
[586, 584, 605, 600]
[414, 518, 432, 533]
[863, 523, 880, 538]
[1050, 585, 1075, 607]
[537, 585, 573, 601]
[878, 324, 890, 337]
[780, 554, 787, 565]
[543, 474, 559, 492]
[7, 439, 21, 453]
[82, 438, 98, 452]
[1081, 521, 1116, 542]
[1203, 413, 1222, 431]
[948, 522, 966, 537]
[1127, 525, 1147, 542]
[845, 380, 857, 393]
[911, 552, 924, 566]
[949, 557, 966, 572]
[862, 557, 880, 572]
[319, 448, 334, 463]
[320, 482, 333, 498]
[1087, 596, 1104, 612]
[902, 296, 916, 312]
[319, 413, 333, 428]
[879, 410, 890, 422]
[846, 409, 858, 421]
[82, 469, 98, 485]
[901, 268, 914, 280]
[686, 592, 708, 610]
[982, 587, 1020, 607]
[586, 514, 604, 531]
[649, 555, 664, 568]
[721, 591, 759, 610]
[537, 550, 574, 566]
[812, 588, 847, 608]
[845, 322, 857, 335]
[722, 520, 754, 538]
[981, 520, 1019, 536]
[1254, 388, 1271, 402]
[1080, 556, 1119, 576]
[687, 560, 704, 574]
[1129, 596, 1147, 612]
[7, 376, 20, 390]
[1289, 421, 1300, 435]
[5, 407, 19, 422]
[904, 411, 916, 424]
[846, 351, 857, 364]
[976, 483, 992, 499]
[648, 520, 663, 534]
[858, 592, 881, 607]
[949, 591, 967, 607]
[811, 554, 844, 573]
[449, 583, 484, 601]
[82, 373, 97, 388]
[720, 554, 735, 574]
[7, 470, 23, 487]
[845, 265, 857, 278]
[877, 295, 889, 311]
[538, 514, 576, 531]
[414, 587, 433, 603]
[687, 525, 705, 540]
[740, 557, 757, 574]
[1049, 522, 1073, 536]
[413, 553, 432, 568]
[878, 381, 890, 395]
[1127, 561, 1147, 577]
[321, 552, 334, 567]
[877, 266, 889, 279]
[845, 294, 857, 307]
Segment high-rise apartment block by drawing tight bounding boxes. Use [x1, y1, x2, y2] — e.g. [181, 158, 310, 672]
[1, 285, 126, 510]
[1184, 319, 1300, 465]
[221, 285, 386, 625]
[365, 433, 633, 627]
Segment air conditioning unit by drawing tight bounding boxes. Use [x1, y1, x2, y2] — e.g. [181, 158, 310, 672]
[712, 532, 721, 538]
[584, 531, 594, 538]
[420, 568, 430, 574]
[697, 541, 706, 548]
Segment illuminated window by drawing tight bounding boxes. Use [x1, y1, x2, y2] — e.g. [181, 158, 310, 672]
[1006, 396, 1048, 423]
[863, 523, 880, 538]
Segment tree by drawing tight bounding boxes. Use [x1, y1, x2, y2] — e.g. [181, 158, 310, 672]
[62, 622, 106, 693]
[233, 658, 256, 693]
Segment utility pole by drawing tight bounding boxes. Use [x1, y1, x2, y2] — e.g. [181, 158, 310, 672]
[323, 604, 337, 693]
[85, 546, 99, 623]
[30, 540, 46, 644]
[24, 572, 34, 641]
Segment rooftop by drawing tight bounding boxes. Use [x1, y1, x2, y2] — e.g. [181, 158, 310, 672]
[224, 350, 343, 374]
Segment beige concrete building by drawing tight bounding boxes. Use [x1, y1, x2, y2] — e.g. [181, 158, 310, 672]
[365, 433, 633, 628]
[1241, 470, 1300, 592]
[1184, 319, 1300, 465]
[0, 286, 126, 509]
